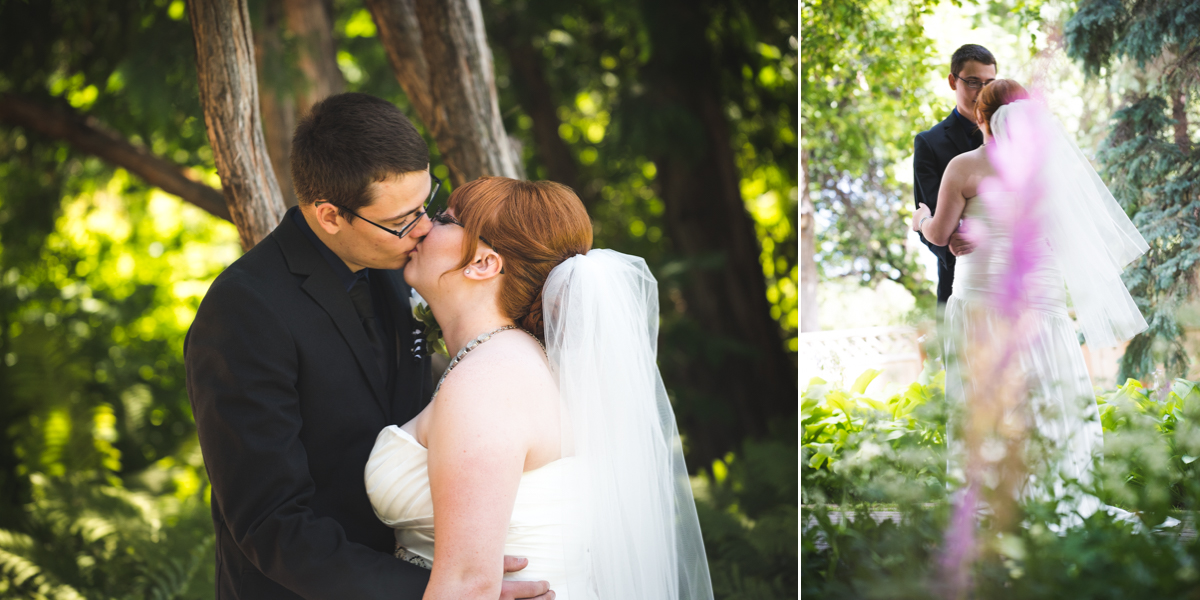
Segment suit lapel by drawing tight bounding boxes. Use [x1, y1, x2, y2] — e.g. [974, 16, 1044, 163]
[943, 112, 972, 155]
[274, 209, 389, 416]
[374, 270, 414, 366]
[373, 269, 423, 420]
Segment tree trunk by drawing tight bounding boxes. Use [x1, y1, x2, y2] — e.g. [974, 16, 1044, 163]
[366, 0, 521, 185]
[0, 93, 230, 222]
[483, 3, 592, 205]
[189, 0, 287, 250]
[253, 0, 346, 209]
[254, 0, 299, 208]
[640, 0, 796, 464]
[495, 32, 595, 209]
[1173, 87, 1189, 154]
[283, 0, 346, 111]
[365, 0, 433, 122]
[800, 148, 818, 332]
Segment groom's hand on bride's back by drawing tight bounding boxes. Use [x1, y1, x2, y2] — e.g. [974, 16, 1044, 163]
[949, 231, 976, 257]
[501, 556, 554, 600]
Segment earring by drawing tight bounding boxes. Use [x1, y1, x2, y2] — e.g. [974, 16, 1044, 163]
[465, 269, 472, 275]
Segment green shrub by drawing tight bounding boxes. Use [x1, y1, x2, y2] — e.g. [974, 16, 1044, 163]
[802, 365, 947, 505]
[0, 471, 213, 599]
[698, 419, 798, 599]
[802, 370, 1200, 599]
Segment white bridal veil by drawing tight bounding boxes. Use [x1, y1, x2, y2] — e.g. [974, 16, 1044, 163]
[990, 100, 1149, 348]
[543, 249, 714, 600]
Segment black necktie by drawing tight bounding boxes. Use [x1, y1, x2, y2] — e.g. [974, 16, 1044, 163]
[970, 128, 984, 149]
[348, 277, 388, 380]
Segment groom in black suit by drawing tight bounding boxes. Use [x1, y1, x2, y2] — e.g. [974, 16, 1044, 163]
[185, 93, 550, 600]
[913, 44, 997, 304]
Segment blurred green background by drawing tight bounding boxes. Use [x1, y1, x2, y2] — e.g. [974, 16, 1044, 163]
[0, 0, 798, 597]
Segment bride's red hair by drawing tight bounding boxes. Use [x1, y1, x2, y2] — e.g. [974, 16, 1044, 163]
[447, 177, 593, 339]
[975, 79, 1030, 136]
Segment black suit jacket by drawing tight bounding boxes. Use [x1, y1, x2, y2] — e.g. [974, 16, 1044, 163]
[914, 110, 982, 303]
[185, 207, 433, 599]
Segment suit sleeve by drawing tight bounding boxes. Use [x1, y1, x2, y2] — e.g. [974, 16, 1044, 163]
[185, 275, 429, 599]
[913, 134, 954, 259]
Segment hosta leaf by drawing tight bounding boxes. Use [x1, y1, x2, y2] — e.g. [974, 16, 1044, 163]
[851, 369, 882, 394]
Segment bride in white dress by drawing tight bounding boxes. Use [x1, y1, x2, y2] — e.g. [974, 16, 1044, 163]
[911, 80, 1149, 521]
[364, 177, 714, 599]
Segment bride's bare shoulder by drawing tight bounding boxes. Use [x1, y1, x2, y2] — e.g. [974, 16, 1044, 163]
[946, 147, 994, 175]
[424, 331, 558, 458]
[433, 332, 555, 411]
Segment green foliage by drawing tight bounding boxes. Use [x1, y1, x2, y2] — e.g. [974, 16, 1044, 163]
[697, 420, 798, 599]
[801, 0, 940, 308]
[1065, 0, 1200, 75]
[1063, 0, 1200, 381]
[801, 366, 948, 504]
[1094, 377, 1200, 519]
[0, 166, 236, 597]
[0, 473, 213, 600]
[802, 370, 1200, 598]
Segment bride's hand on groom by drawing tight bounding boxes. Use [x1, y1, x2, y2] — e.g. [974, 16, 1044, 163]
[500, 556, 554, 600]
[911, 203, 932, 233]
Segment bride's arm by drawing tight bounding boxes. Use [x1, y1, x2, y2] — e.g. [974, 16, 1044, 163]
[912, 155, 970, 246]
[423, 355, 530, 600]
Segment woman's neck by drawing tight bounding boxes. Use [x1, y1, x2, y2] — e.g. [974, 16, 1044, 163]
[432, 297, 513, 357]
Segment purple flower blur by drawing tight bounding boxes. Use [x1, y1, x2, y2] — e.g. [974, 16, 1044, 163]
[975, 98, 1051, 318]
[939, 483, 978, 600]
[938, 97, 1054, 598]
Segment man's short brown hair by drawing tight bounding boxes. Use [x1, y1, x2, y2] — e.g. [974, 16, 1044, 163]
[950, 44, 997, 77]
[291, 93, 429, 220]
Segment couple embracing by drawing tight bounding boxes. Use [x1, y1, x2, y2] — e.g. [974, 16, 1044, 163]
[911, 46, 1150, 522]
[185, 92, 714, 600]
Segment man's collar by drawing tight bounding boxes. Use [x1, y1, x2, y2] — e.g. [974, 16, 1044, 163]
[952, 107, 979, 133]
[291, 207, 368, 291]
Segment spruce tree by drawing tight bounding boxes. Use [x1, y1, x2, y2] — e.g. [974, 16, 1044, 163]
[1064, 0, 1200, 381]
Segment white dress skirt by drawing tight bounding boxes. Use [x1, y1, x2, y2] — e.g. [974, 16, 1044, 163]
[943, 198, 1104, 519]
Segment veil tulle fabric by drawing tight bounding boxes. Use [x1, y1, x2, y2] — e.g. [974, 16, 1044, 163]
[542, 249, 714, 600]
[990, 100, 1149, 348]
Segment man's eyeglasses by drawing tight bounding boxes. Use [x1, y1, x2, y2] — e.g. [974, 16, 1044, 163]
[430, 208, 505, 274]
[953, 74, 994, 90]
[317, 173, 443, 239]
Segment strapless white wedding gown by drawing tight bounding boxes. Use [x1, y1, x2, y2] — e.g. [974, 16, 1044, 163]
[365, 425, 591, 600]
[944, 198, 1104, 517]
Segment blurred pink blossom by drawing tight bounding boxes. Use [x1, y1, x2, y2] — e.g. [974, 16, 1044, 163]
[975, 97, 1051, 318]
[939, 483, 979, 600]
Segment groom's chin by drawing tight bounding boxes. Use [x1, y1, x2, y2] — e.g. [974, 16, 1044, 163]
[390, 254, 413, 271]
[371, 251, 412, 272]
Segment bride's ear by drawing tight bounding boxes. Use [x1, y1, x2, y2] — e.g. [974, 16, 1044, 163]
[464, 249, 504, 280]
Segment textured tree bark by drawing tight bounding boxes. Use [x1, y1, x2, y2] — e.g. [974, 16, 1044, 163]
[283, 0, 346, 111]
[365, 0, 434, 122]
[253, 0, 346, 208]
[189, 0, 287, 250]
[367, 0, 521, 185]
[639, 0, 796, 464]
[0, 93, 230, 222]
[800, 149, 818, 332]
[1173, 87, 1189, 154]
[254, 0, 299, 208]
